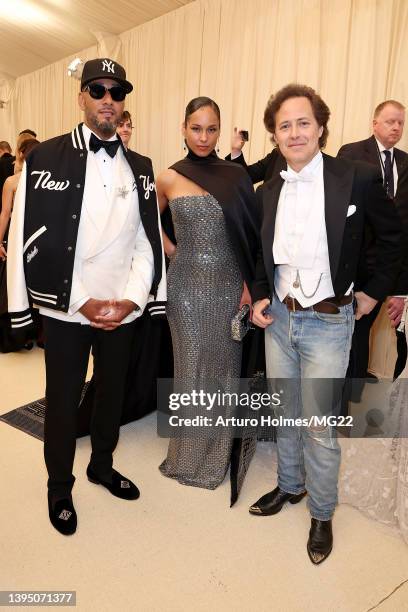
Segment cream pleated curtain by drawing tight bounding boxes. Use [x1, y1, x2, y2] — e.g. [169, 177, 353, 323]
[119, 0, 408, 167]
[1, 0, 407, 376]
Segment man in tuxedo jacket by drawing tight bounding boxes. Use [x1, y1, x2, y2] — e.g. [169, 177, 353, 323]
[7, 58, 166, 536]
[338, 100, 407, 380]
[249, 84, 401, 564]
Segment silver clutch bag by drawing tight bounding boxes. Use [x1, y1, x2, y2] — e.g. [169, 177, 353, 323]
[231, 303, 251, 341]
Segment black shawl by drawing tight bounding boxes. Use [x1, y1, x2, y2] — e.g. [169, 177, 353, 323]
[169, 151, 259, 291]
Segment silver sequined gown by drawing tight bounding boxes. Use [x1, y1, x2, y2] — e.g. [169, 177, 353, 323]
[159, 195, 242, 489]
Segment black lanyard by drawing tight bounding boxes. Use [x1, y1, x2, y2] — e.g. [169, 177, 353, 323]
[375, 141, 394, 178]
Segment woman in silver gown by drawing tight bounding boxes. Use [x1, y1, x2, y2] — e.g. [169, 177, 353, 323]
[157, 97, 259, 494]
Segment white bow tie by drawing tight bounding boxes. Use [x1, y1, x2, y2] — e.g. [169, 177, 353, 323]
[280, 169, 314, 183]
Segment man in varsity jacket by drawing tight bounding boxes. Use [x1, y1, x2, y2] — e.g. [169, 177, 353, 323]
[7, 58, 166, 536]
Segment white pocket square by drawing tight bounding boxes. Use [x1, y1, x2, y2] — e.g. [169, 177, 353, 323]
[347, 204, 356, 217]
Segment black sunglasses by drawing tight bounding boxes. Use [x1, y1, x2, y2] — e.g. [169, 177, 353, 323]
[83, 83, 127, 102]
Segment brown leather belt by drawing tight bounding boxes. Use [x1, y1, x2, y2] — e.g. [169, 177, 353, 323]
[283, 294, 353, 314]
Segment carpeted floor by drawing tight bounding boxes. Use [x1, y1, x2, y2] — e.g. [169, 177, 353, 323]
[0, 382, 90, 441]
[0, 396, 46, 440]
[1, 347, 408, 612]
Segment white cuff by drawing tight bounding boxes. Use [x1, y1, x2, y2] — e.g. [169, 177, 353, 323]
[68, 295, 90, 315]
[122, 288, 148, 314]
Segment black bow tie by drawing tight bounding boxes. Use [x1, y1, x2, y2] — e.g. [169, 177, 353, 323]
[89, 133, 120, 158]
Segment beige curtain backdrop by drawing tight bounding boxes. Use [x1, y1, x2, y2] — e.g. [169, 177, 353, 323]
[1, 0, 407, 376]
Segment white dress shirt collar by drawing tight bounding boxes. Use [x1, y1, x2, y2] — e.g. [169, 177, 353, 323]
[374, 137, 394, 155]
[285, 150, 323, 179]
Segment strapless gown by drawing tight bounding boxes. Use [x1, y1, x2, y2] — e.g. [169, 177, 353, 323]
[159, 194, 243, 489]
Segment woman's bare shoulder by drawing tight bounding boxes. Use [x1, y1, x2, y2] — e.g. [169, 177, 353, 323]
[156, 168, 179, 186]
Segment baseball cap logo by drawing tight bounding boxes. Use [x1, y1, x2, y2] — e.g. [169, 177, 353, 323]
[102, 59, 115, 74]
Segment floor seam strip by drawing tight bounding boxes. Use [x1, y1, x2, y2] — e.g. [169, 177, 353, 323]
[365, 577, 408, 611]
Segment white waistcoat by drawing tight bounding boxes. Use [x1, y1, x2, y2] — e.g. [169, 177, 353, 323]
[273, 153, 335, 307]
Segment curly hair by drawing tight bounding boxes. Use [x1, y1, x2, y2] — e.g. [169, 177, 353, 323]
[264, 83, 330, 149]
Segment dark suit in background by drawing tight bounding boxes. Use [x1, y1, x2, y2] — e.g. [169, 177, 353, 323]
[226, 148, 284, 184]
[338, 134, 407, 174]
[338, 134, 408, 380]
[393, 162, 408, 375]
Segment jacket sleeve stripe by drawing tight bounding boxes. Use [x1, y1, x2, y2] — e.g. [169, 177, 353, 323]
[10, 314, 32, 323]
[146, 301, 166, 317]
[28, 296, 57, 306]
[28, 287, 58, 300]
[147, 304, 166, 312]
[9, 308, 33, 329]
[11, 318, 33, 329]
[33, 298, 56, 306]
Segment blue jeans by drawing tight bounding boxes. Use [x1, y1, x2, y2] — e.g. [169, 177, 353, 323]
[264, 295, 355, 520]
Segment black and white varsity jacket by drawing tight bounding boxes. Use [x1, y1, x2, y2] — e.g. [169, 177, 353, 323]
[7, 123, 166, 329]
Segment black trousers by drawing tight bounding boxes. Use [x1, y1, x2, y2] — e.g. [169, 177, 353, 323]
[347, 301, 383, 379]
[340, 301, 382, 416]
[43, 316, 136, 500]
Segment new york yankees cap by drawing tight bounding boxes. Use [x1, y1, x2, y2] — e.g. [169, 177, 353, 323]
[81, 58, 133, 93]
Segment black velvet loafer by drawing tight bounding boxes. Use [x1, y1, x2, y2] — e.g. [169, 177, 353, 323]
[307, 518, 333, 565]
[48, 494, 77, 536]
[249, 486, 307, 516]
[86, 467, 140, 500]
